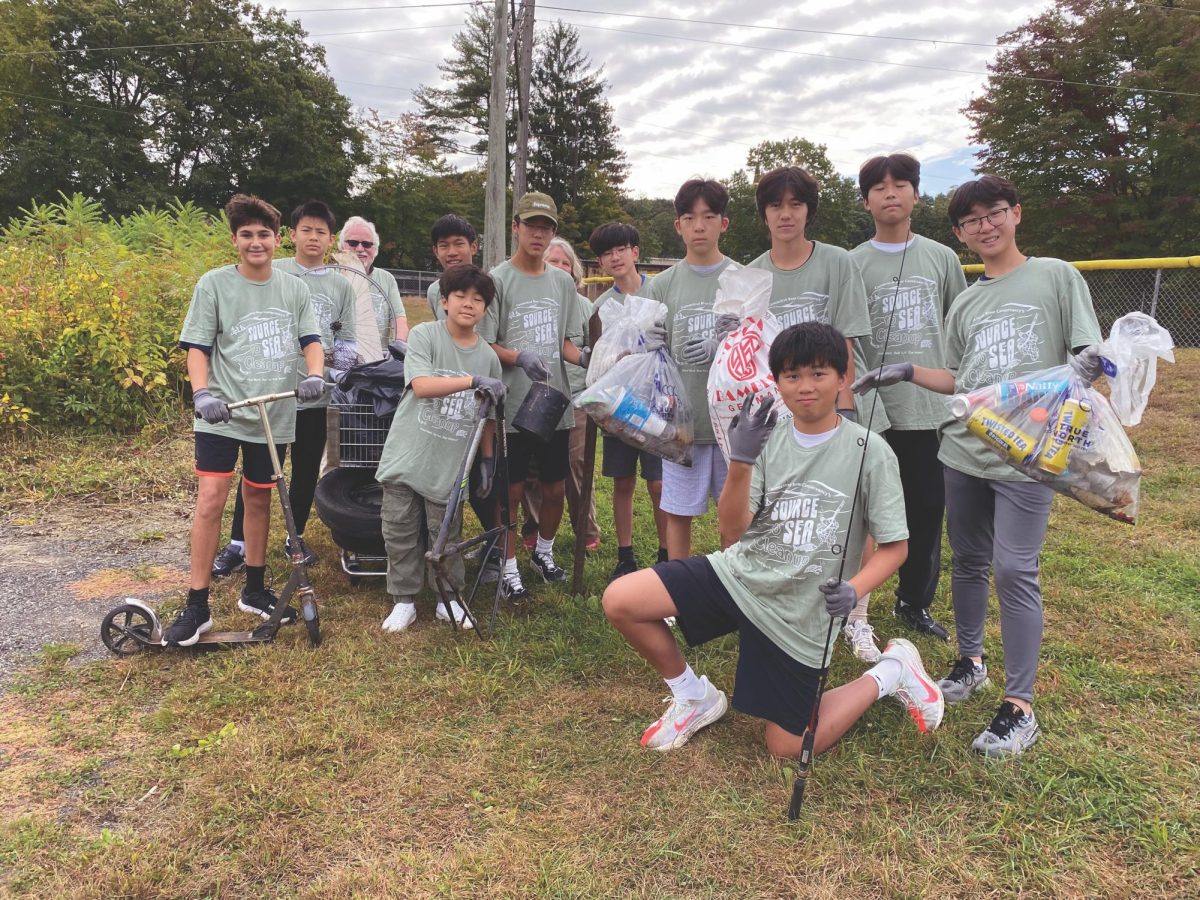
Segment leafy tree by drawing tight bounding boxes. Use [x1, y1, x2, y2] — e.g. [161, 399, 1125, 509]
[0, 0, 364, 220]
[556, 163, 626, 249]
[966, 0, 1200, 258]
[620, 196, 679, 260]
[528, 21, 627, 212]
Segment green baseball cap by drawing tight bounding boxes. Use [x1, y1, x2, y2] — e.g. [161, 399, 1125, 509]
[514, 191, 559, 224]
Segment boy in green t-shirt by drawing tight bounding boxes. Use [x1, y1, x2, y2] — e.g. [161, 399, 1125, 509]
[211, 200, 359, 576]
[604, 323, 944, 757]
[589, 222, 668, 581]
[478, 192, 588, 601]
[853, 174, 1102, 757]
[375, 264, 505, 632]
[845, 154, 968, 657]
[647, 179, 741, 560]
[167, 194, 325, 646]
[426, 214, 480, 320]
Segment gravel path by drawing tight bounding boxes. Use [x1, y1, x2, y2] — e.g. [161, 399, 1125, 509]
[0, 502, 192, 688]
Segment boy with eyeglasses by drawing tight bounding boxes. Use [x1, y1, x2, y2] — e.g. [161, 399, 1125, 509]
[588, 222, 668, 580]
[853, 174, 1103, 757]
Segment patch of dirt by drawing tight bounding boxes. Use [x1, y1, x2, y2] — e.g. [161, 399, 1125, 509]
[68, 566, 189, 602]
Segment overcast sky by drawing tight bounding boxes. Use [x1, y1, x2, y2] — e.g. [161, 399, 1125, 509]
[269, 0, 1052, 197]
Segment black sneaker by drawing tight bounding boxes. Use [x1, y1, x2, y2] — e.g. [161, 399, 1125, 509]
[162, 604, 213, 647]
[609, 557, 638, 583]
[971, 700, 1040, 757]
[211, 543, 246, 578]
[238, 588, 297, 624]
[284, 535, 318, 567]
[894, 599, 950, 641]
[530, 550, 567, 584]
[501, 570, 531, 603]
[938, 656, 991, 705]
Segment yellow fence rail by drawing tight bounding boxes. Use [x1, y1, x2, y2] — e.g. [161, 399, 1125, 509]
[962, 256, 1200, 275]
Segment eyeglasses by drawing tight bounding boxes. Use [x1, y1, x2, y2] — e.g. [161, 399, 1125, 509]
[957, 207, 1011, 235]
[345, 239, 375, 249]
[520, 221, 555, 235]
[599, 245, 633, 260]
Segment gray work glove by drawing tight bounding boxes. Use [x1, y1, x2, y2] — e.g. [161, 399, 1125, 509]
[193, 388, 230, 425]
[643, 322, 668, 353]
[851, 362, 914, 394]
[578, 346, 591, 369]
[515, 350, 549, 382]
[297, 374, 325, 403]
[819, 577, 858, 619]
[1069, 345, 1105, 383]
[680, 314, 740, 365]
[838, 407, 859, 423]
[726, 394, 778, 464]
[477, 455, 497, 500]
[471, 375, 507, 408]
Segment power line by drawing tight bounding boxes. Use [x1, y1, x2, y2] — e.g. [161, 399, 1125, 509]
[561, 19, 1200, 99]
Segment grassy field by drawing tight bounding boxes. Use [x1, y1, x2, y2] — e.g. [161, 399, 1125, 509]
[1, 333, 1197, 896]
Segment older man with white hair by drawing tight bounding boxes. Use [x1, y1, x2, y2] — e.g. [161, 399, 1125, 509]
[338, 216, 409, 361]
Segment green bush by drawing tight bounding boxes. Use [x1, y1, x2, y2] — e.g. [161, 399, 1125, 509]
[0, 195, 234, 430]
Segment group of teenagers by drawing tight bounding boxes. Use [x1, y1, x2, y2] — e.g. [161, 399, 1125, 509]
[169, 151, 1105, 763]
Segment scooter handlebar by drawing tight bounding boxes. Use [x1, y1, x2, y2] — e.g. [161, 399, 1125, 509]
[194, 385, 336, 418]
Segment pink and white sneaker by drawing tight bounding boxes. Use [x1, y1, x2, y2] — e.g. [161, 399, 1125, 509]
[881, 638, 945, 733]
[640, 676, 729, 751]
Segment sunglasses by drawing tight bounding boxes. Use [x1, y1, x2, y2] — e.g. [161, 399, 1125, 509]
[345, 239, 375, 249]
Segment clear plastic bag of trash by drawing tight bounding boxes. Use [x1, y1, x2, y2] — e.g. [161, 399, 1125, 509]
[585, 295, 668, 387]
[946, 365, 1141, 523]
[1100, 312, 1174, 427]
[576, 345, 694, 466]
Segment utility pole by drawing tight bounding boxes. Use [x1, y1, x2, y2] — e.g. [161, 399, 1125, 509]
[513, 0, 535, 201]
[483, 0, 509, 269]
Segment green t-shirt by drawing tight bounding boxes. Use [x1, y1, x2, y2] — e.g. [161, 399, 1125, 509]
[274, 258, 357, 410]
[850, 235, 968, 430]
[564, 292, 594, 398]
[479, 260, 583, 432]
[647, 258, 738, 445]
[375, 320, 502, 501]
[746, 244, 887, 431]
[179, 264, 318, 444]
[360, 267, 404, 352]
[427, 280, 445, 321]
[594, 274, 649, 308]
[940, 257, 1102, 481]
[708, 421, 908, 668]
[370, 267, 406, 326]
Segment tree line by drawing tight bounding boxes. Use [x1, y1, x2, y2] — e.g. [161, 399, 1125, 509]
[1, 0, 1195, 269]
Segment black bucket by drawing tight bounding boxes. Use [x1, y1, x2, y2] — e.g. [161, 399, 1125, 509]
[512, 382, 569, 442]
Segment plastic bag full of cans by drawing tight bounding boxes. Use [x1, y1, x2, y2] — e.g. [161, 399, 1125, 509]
[946, 365, 1141, 523]
[575, 323, 695, 466]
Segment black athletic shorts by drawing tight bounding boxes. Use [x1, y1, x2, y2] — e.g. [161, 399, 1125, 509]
[194, 432, 286, 488]
[601, 435, 663, 481]
[654, 556, 821, 736]
[505, 428, 570, 484]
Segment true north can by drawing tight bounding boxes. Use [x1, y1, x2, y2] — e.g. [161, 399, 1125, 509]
[1037, 398, 1092, 475]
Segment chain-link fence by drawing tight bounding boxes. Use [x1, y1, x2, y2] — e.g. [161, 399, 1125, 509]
[967, 257, 1200, 347]
[383, 268, 439, 296]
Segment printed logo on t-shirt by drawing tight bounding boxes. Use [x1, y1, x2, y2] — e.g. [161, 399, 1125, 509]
[672, 301, 716, 367]
[772, 292, 831, 329]
[229, 307, 297, 378]
[959, 302, 1045, 386]
[508, 298, 561, 358]
[869, 275, 940, 351]
[416, 367, 478, 441]
[744, 479, 849, 575]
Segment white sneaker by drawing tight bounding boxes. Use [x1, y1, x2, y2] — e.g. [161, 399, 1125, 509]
[881, 638, 945, 733]
[843, 620, 882, 663]
[640, 676, 729, 752]
[435, 598, 475, 630]
[382, 601, 417, 633]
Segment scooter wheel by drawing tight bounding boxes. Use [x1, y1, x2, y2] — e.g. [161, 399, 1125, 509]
[305, 613, 322, 648]
[101, 604, 156, 656]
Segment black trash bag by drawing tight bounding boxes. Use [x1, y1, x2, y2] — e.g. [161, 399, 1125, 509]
[331, 353, 406, 418]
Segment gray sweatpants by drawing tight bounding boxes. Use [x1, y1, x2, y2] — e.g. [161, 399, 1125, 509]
[381, 483, 464, 598]
[944, 467, 1054, 704]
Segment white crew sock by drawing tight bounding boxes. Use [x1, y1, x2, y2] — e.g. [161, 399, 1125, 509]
[503, 557, 519, 577]
[664, 664, 706, 702]
[535, 534, 555, 557]
[229, 539, 245, 552]
[866, 656, 903, 700]
[846, 591, 871, 625]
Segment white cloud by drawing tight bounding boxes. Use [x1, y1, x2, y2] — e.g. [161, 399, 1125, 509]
[270, 0, 1053, 197]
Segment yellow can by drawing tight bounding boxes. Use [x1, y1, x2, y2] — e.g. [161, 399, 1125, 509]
[1037, 398, 1092, 475]
[964, 405, 1038, 465]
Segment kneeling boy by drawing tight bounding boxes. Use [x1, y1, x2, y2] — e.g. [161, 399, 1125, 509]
[603, 323, 944, 756]
[374, 265, 506, 632]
